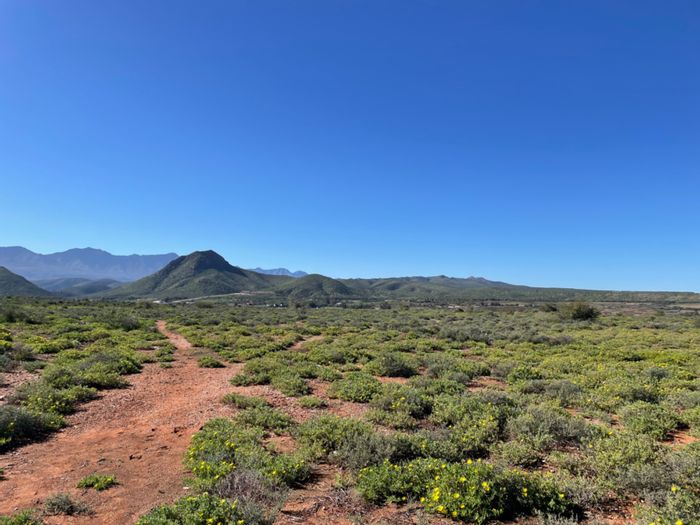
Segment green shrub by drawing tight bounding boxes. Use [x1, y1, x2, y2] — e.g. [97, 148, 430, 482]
[298, 396, 327, 409]
[186, 418, 310, 487]
[357, 459, 575, 523]
[296, 415, 392, 469]
[15, 383, 97, 415]
[507, 404, 592, 451]
[560, 302, 600, 321]
[77, 473, 118, 491]
[370, 383, 432, 419]
[327, 373, 381, 403]
[137, 493, 245, 525]
[221, 392, 270, 409]
[0, 510, 44, 525]
[212, 468, 289, 525]
[0, 405, 61, 449]
[198, 356, 224, 368]
[364, 352, 418, 378]
[635, 485, 700, 525]
[235, 406, 294, 432]
[618, 401, 679, 440]
[270, 371, 310, 396]
[492, 440, 544, 468]
[44, 493, 92, 516]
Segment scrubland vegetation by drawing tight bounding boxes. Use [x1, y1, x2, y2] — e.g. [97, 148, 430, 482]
[2, 298, 700, 524]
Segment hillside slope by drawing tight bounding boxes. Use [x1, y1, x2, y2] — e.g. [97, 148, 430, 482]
[0, 267, 53, 297]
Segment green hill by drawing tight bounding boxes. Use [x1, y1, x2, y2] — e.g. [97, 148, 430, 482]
[103, 250, 290, 300]
[0, 267, 53, 297]
[275, 274, 354, 303]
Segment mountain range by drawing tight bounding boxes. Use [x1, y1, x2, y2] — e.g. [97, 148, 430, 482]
[0, 247, 698, 304]
[0, 247, 178, 281]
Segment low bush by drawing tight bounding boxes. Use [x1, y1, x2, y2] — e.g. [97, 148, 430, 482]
[357, 459, 575, 523]
[298, 395, 327, 409]
[364, 352, 418, 378]
[197, 356, 224, 368]
[77, 473, 118, 491]
[270, 371, 310, 396]
[235, 406, 294, 432]
[186, 418, 310, 487]
[212, 468, 289, 525]
[221, 392, 270, 409]
[618, 401, 679, 440]
[43, 493, 92, 516]
[506, 404, 592, 451]
[0, 405, 61, 449]
[137, 493, 246, 525]
[0, 511, 44, 525]
[559, 302, 600, 321]
[327, 373, 381, 403]
[296, 415, 393, 469]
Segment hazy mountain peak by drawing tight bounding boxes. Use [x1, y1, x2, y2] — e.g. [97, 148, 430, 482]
[250, 267, 308, 278]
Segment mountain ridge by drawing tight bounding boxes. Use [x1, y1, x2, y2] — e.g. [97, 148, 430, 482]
[0, 246, 179, 281]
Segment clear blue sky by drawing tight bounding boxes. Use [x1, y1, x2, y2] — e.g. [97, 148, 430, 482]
[1, 1, 698, 290]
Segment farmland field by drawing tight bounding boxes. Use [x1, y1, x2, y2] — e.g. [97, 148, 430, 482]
[1, 298, 699, 525]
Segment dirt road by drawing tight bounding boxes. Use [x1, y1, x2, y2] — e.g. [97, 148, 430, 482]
[0, 321, 238, 524]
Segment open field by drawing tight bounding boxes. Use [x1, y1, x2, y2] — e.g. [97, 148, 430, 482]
[1, 298, 699, 524]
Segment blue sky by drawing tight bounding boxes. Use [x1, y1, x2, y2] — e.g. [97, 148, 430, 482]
[1, 1, 698, 290]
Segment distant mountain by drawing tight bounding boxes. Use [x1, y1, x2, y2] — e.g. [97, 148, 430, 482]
[0, 247, 178, 281]
[251, 267, 308, 278]
[0, 267, 53, 297]
[103, 250, 290, 300]
[35, 277, 123, 297]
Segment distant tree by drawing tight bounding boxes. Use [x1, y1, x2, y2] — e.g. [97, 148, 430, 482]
[561, 302, 600, 321]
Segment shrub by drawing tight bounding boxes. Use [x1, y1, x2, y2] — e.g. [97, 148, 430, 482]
[0, 405, 61, 449]
[77, 473, 118, 491]
[618, 401, 679, 440]
[137, 493, 246, 525]
[370, 384, 432, 419]
[14, 383, 97, 415]
[327, 373, 381, 403]
[235, 406, 294, 433]
[635, 485, 700, 525]
[197, 356, 224, 368]
[364, 352, 418, 378]
[296, 415, 392, 469]
[492, 440, 544, 468]
[298, 396, 328, 409]
[186, 418, 310, 487]
[507, 404, 592, 451]
[212, 468, 289, 525]
[357, 459, 575, 523]
[560, 302, 600, 321]
[44, 493, 92, 516]
[0, 511, 44, 525]
[270, 371, 310, 396]
[221, 392, 270, 409]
